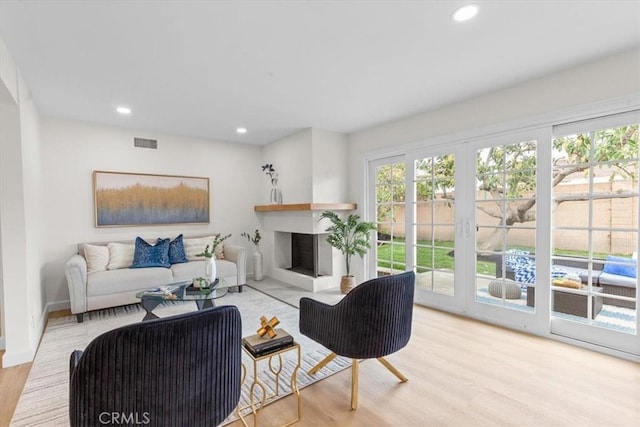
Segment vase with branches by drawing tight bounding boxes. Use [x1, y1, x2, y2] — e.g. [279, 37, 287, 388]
[242, 229, 264, 281]
[195, 234, 231, 283]
[262, 163, 282, 204]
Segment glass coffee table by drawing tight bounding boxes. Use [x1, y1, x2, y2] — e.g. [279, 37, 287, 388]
[135, 278, 230, 321]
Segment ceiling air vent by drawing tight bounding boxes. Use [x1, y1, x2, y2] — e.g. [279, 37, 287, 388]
[134, 137, 158, 149]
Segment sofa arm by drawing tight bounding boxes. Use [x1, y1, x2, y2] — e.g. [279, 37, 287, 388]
[65, 254, 87, 316]
[223, 244, 247, 285]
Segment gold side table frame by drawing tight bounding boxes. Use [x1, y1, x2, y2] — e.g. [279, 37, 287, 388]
[237, 342, 301, 427]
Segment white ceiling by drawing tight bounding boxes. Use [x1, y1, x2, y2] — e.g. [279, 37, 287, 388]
[1, 1, 639, 145]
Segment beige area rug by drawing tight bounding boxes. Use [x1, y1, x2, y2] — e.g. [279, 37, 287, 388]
[11, 286, 351, 426]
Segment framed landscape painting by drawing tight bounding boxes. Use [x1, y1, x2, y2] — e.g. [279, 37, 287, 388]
[94, 171, 210, 227]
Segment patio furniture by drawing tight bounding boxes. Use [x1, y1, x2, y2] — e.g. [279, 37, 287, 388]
[488, 279, 521, 299]
[526, 285, 603, 319]
[491, 252, 635, 309]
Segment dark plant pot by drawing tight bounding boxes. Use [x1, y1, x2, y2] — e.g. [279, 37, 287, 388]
[340, 276, 356, 294]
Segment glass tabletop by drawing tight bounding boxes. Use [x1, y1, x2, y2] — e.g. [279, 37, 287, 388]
[136, 277, 230, 302]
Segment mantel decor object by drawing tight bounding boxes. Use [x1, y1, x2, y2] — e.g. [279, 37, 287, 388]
[262, 163, 282, 204]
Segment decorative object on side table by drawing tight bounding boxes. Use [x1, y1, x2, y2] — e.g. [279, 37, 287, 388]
[241, 229, 264, 281]
[262, 163, 282, 204]
[320, 211, 377, 294]
[195, 233, 231, 283]
[257, 315, 280, 338]
[242, 328, 294, 357]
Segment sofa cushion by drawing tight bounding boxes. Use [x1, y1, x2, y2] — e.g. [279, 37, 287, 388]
[132, 237, 171, 268]
[170, 259, 237, 283]
[183, 236, 215, 261]
[107, 243, 135, 270]
[87, 267, 174, 296]
[168, 234, 188, 264]
[83, 244, 109, 274]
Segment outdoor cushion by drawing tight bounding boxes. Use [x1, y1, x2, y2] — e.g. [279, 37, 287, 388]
[488, 279, 522, 299]
[598, 272, 637, 289]
[602, 255, 637, 278]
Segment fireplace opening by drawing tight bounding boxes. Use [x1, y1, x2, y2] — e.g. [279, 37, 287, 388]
[289, 233, 319, 277]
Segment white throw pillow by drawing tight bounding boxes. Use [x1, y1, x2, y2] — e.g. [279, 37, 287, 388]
[107, 242, 135, 270]
[83, 244, 109, 274]
[183, 236, 216, 262]
[215, 243, 225, 260]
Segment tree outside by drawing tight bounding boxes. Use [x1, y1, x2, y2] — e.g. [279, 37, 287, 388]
[376, 124, 639, 268]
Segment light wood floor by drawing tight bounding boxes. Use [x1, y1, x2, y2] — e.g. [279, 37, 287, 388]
[2, 306, 639, 427]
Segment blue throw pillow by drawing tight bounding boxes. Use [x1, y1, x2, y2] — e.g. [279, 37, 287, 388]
[131, 237, 171, 268]
[167, 234, 188, 264]
[602, 255, 637, 278]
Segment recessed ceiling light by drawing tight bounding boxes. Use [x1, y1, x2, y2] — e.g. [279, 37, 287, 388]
[453, 4, 478, 22]
[116, 106, 131, 115]
[236, 127, 247, 134]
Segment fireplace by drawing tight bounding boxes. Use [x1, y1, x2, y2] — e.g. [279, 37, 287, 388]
[289, 233, 319, 277]
[256, 204, 356, 292]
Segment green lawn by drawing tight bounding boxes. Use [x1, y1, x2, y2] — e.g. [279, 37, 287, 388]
[376, 239, 496, 275]
[377, 240, 628, 276]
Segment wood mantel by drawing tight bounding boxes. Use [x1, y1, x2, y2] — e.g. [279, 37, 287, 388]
[254, 203, 357, 212]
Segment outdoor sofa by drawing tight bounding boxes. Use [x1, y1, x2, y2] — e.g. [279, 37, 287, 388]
[492, 253, 636, 308]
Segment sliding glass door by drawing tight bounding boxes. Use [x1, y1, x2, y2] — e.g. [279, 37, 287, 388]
[551, 113, 639, 353]
[366, 108, 639, 356]
[474, 139, 538, 314]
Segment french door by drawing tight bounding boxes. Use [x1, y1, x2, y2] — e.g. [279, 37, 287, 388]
[367, 111, 639, 356]
[550, 112, 639, 354]
[467, 129, 550, 330]
[370, 147, 464, 309]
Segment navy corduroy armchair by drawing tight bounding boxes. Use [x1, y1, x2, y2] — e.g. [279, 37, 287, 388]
[299, 271, 415, 409]
[69, 305, 242, 427]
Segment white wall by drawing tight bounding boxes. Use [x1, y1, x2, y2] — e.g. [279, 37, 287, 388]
[41, 118, 262, 308]
[346, 48, 640, 282]
[261, 128, 313, 204]
[349, 49, 640, 155]
[311, 128, 348, 203]
[0, 37, 45, 367]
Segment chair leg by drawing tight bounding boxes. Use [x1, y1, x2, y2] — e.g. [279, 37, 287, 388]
[308, 352, 337, 375]
[377, 357, 408, 382]
[351, 359, 359, 410]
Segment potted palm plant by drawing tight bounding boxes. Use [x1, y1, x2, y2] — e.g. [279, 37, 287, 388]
[320, 211, 377, 293]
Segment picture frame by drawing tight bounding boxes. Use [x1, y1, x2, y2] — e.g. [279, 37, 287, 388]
[93, 170, 209, 227]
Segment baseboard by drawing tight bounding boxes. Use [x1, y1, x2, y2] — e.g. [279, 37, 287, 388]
[47, 299, 70, 313]
[2, 345, 36, 367]
[0, 336, 5, 350]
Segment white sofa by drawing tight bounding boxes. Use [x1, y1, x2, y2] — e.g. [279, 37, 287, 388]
[65, 235, 246, 322]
